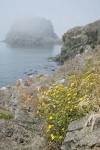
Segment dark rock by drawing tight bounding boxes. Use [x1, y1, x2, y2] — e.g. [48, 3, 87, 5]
[51, 69, 55, 71]
[50, 54, 61, 62]
[60, 20, 100, 63]
[27, 73, 33, 76]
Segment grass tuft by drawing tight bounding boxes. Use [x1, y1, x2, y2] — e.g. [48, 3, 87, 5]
[0, 112, 14, 119]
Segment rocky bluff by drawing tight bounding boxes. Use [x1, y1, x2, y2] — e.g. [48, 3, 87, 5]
[60, 20, 100, 63]
[6, 18, 59, 46]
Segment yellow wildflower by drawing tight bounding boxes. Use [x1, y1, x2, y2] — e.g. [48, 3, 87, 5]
[66, 106, 69, 109]
[74, 105, 77, 108]
[51, 134, 55, 140]
[49, 116, 53, 120]
[48, 90, 51, 93]
[70, 108, 73, 112]
[46, 129, 50, 133]
[55, 85, 59, 89]
[51, 93, 55, 97]
[68, 101, 71, 104]
[67, 93, 71, 97]
[90, 82, 93, 86]
[59, 136, 63, 139]
[48, 125, 53, 129]
[73, 93, 77, 97]
[87, 75, 90, 79]
[80, 98, 83, 101]
[70, 83, 74, 87]
[68, 97, 71, 101]
[62, 128, 64, 131]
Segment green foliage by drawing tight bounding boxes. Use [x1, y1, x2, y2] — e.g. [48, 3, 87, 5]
[37, 54, 100, 149]
[0, 112, 14, 119]
[38, 83, 90, 146]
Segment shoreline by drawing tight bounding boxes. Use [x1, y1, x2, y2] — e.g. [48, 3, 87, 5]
[0, 59, 61, 89]
[0, 42, 61, 88]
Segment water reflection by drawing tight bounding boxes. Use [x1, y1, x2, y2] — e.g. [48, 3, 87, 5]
[6, 42, 54, 50]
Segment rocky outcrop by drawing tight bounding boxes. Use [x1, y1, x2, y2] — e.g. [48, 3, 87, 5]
[0, 76, 50, 150]
[61, 114, 100, 150]
[6, 18, 59, 46]
[60, 20, 100, 63]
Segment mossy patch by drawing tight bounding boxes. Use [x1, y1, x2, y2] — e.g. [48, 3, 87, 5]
[0, 112, 14, 119]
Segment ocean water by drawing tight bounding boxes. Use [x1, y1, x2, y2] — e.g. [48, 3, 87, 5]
[0, 42, 61, 88]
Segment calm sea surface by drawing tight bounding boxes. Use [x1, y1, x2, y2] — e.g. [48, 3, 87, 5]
[0, 43, 61, 88]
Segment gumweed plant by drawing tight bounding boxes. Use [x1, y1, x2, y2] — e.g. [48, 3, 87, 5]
[37, 56, 100, 149]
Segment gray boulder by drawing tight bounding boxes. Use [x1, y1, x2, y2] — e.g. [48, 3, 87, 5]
[61, 114, 100, 150]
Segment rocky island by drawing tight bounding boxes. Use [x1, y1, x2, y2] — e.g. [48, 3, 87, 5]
[5, 18, 59, 46]
[0, 20, 100, 150]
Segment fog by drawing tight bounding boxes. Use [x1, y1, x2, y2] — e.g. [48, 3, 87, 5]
[7, 18, 54, 36]
[0, 0, 100, 40]
[6, 18, 59, 45]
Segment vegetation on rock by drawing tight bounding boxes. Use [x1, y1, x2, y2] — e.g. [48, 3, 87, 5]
[37, 50, 100, 149]
[0, 112, 14, 119]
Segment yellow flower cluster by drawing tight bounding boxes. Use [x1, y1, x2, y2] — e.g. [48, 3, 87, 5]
[49, 116, 53, 120]
[37, 57, 100, 148]
[51, 134, 55, 140]
[48, 125, 54, 129]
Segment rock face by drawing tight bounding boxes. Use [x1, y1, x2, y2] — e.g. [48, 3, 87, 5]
[60, 20, 100, 63]
[61, 114, 100, 150]
[6, 18, 59, 45]
[0, 76, 49, 150]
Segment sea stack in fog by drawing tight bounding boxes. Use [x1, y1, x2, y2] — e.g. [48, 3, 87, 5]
[6, 18, 59, 45]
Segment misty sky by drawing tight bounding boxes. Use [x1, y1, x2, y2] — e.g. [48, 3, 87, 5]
[0, 0, 100, 40]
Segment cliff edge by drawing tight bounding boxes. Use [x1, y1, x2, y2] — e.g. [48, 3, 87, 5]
[60, 20, 100, 63]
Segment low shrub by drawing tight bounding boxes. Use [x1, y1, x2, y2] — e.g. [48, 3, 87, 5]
[0, 112, 14, 119]
[37, 54, 100, 149]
